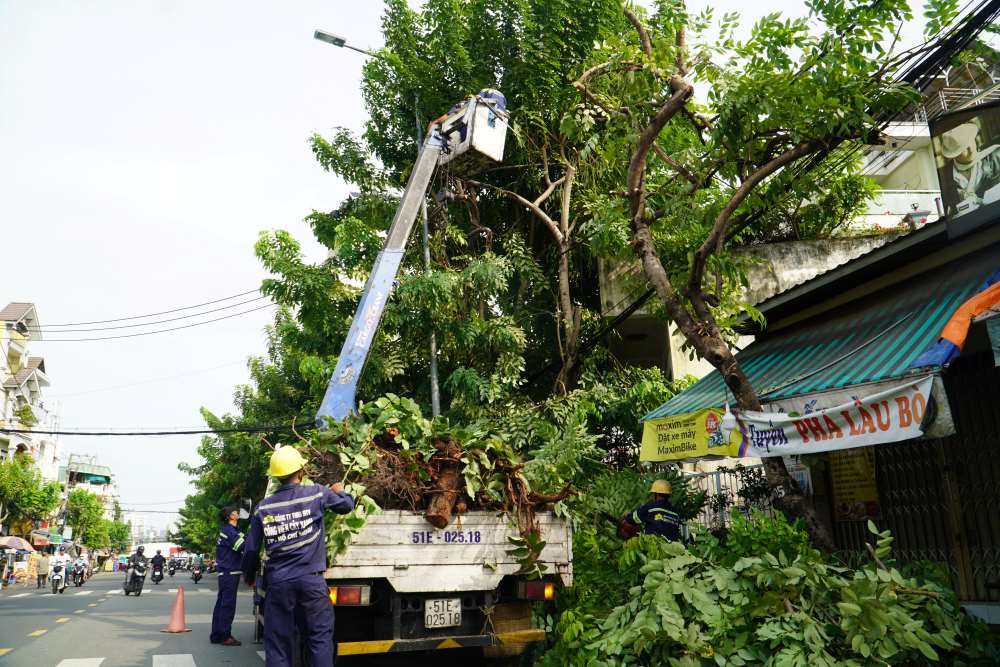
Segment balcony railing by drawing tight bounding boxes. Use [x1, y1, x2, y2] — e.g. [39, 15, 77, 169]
[851, 189, 942, 232]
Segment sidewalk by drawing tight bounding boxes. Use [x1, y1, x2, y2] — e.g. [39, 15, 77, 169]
[0, 571, 119, 596]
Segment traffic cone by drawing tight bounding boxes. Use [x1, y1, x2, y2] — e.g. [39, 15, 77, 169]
[161, 585, 192, 633]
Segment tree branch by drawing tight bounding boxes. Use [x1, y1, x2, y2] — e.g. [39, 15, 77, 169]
[688, 140, 822, 294]
[624, 7, 653, 59]
[652, 143, 699, 185]
[466, 179, 564, 244]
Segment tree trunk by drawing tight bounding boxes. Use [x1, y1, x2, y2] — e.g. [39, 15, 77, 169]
[554, 239, 581, 393]
[425, 442, 462, 529]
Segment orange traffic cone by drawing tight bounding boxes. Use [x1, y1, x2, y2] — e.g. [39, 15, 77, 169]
[161, 586, 192, 633]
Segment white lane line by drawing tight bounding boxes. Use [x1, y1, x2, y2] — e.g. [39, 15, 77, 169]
[55, 659, 105, 666]
[73, 590, 93, 596]
[168, 588, 178, 593]
[8, 593, 30, 598]
[257, 650, 265, 660]
[152, 655, 197, 667]
[74, 609, 85, 614]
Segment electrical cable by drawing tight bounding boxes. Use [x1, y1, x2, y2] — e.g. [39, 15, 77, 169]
[39, 288, 263, 327]
[24, 296, 269, 333]
[35, 304, 277, 342]
[0, 425, 292, 436]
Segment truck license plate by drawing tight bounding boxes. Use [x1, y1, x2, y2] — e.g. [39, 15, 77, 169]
[424, 598, 462, 628]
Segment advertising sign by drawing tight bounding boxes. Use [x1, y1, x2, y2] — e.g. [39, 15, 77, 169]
[736, 376, 934, 458]
[830, 448, 881, 521]
[930, 99, 1000, 237]
[640, 407, 741, 462]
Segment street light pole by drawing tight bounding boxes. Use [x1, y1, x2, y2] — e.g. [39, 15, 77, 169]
[314, 29, 441, 417]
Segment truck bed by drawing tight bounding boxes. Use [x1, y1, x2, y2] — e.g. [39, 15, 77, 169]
[326, 510, 572, 593]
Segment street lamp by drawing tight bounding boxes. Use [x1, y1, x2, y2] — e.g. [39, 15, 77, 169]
[313, 28, 442, 418]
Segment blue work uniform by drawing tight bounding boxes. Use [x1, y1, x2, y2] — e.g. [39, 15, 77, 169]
[242, 483, 354, 667]
[210, 522, 246, 643]
[625, 499, 682, 541]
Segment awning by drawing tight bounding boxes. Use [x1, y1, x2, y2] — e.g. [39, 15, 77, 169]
[30, 530, 49, 546]
[645, 246, 999, 421]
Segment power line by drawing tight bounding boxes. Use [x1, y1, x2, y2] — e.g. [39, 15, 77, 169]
[0, 424, 291, 436]
[35, 304, 277, 342]
[25, 296, 269, 333]
[39, 288, 262, 327]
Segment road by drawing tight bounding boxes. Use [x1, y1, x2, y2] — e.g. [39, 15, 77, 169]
[0, 571, 262, 666]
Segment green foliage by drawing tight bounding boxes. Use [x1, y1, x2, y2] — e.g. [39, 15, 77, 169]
[66, 488, 105, 547]
[0, 455, 60, 530]
[536, 517, 998, 666]
[12, 405, 36, 426]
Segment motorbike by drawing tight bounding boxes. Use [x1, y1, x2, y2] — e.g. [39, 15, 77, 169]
[73, 565, 85, 587]
[123, 561, 148, 596]
[168, 564, 176, 578]
[151, 565, 163, 584]
[190, 564, 202, 584]
[50, 564, 67, 594]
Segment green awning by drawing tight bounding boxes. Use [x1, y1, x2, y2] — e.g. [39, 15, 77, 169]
[644, 246, 999, 420]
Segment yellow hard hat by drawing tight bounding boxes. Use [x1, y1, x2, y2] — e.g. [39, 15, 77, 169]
[268, 446, 306, 478]
[650, 480, 672, 495]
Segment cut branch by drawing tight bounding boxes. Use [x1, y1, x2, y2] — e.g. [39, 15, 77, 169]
[467, 179, 563, 244]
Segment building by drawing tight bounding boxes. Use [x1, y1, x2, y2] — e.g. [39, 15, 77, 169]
[0, 302, 62, 481]
[60, 454, 121, 522]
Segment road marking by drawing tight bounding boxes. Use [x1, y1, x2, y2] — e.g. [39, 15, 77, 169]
[0, 649, 12, 656]
[8, 593, 30, 598]
[152, 655, 197, 667]
[55, 659, 105, 666]
[56, 617, 70, 623]
[74, 609, 85, 614]
[257, 651, 265, 660]
[168, 588, 178, 593]
[27, 629, 47, 637]
[74, 590, 92, 596]
[87, 603, 97, 607]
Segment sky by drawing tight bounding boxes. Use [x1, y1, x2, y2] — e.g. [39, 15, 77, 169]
[0, 0, 935, 530]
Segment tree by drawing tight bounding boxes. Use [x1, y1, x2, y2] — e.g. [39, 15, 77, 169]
[569, 0, 959, 548]
[0, 454, 60, 534]
[65, 489, 105, 547]
[107, 520, 130, 552]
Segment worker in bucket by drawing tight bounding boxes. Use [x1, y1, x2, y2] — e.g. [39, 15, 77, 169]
[210, 505, 245, 646]
[620, 480, 683, 541]
[242, 446, 354, 666]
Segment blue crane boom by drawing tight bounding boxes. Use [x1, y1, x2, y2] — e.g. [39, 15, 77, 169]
[316, 90, 509, 427]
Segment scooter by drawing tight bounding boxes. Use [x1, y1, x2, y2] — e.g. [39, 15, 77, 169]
[151, 565, 163, 585]
[168, 563, 176, 578]
[123, 562, 148, 596]
[190, 564, 202, 584]
[50, 564, 67, 594]
[73, 565, 85, 587]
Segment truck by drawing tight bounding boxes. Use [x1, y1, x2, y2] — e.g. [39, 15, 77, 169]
[326, 511, 572, 659]
[255, 90, 573, 660]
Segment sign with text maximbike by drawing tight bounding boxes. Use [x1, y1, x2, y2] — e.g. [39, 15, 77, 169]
[736, 376, 935, 458]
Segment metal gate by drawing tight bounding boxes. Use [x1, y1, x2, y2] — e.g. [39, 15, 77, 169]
[833, 352, 1000, 601]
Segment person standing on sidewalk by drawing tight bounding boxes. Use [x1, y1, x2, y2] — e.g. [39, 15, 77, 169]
[210, 505, 245, 646]
[36, 552, 49, 589]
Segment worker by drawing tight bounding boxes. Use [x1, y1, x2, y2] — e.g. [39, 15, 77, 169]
[242, 446, 354, 666]
[210, 505, 246, 646]
[621, 480, 683, 541]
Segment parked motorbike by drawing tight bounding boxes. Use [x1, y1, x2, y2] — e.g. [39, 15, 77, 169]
[151, 565, 163, 585]
[50, 564, 67, 594]
[190, 564, 202, 584]
[123, 562, 148, 596]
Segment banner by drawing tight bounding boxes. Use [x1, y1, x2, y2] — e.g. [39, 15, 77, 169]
[737, 376, 935, 458]
[640, 407, 741, 462]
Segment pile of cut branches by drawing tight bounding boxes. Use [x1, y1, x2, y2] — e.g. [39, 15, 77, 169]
[292, 394, 577, 563]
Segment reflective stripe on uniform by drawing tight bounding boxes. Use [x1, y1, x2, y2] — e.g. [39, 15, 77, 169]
[256, 491, 324, 512]
[270, 527, 321, 553]
[631, 510, 641, 524]
[232, 537, 245, 551]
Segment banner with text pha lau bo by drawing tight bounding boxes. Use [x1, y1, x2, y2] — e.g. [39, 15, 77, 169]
[736, 376, 935, 458]
[640, 408, 741, 461]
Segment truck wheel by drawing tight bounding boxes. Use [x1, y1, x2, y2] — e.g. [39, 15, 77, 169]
[482, 602, 532, 659]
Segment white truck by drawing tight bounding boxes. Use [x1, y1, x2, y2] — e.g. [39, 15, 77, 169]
[324, 511, 572, 659]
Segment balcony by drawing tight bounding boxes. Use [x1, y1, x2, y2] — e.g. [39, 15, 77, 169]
[850, 189, 942, 232]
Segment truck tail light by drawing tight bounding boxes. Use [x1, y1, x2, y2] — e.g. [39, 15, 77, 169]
[517, 581, 555, 601]
[328, 585, 371, 606]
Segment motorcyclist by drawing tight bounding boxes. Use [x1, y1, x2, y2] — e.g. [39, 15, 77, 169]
[130, 545, 147, 568]
[73, 555, 87, 584]
[50, 548, 70, 592]
[151, 550, 166, 571]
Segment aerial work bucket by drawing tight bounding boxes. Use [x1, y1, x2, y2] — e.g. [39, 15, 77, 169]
[437, 89, 509, 174]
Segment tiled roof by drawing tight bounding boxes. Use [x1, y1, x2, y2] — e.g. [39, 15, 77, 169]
[0, 303, 34, 323]
[3, 358, 47, 388]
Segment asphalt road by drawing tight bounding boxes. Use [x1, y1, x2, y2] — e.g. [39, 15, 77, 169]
[0, 571, 262, 666]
